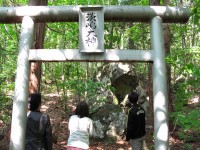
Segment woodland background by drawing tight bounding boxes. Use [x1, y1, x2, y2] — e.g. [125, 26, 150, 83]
[0, 0, 200, 150]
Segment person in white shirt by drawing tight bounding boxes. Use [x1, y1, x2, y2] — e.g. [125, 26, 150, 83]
[67, 101, 93, 150]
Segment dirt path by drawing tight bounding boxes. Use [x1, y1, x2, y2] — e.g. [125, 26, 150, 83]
[42, 93, 131, 150]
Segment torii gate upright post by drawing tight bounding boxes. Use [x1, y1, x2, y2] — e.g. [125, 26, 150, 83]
[151, 16, 169, 150]
[9, 16, 34, 150]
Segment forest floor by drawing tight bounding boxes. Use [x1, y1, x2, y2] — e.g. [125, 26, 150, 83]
[1, 93, 200, 150]
[43, 93, 131, 150]
[41, 93, 200, 150]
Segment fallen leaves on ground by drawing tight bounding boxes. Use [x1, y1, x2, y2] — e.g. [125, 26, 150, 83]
[43, 93, 131, 150]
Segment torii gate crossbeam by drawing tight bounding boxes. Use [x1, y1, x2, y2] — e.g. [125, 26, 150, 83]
[0, 5, 189, 150]
[0, 6, 189, 23]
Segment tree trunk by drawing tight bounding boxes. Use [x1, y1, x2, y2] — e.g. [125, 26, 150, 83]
[163, 24, 172, 106]
[148, 63, 153, 128]
[28, 0, 48, 93]
[149, 0, 160, 5]
[163, 0, 174, 131]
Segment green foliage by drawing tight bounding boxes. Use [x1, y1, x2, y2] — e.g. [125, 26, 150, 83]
[166, 47, 200, 111]
[0, 24, 17, 125]
[166, 24, 200, 146]
[165, 0, 200, 143]
[190, 0, 200, 25]
[171, 109, 200, 132]
[41, 62, 115, 110]
[0, 0, 28, 6]
[45, 22, 79, 49]
[167, 46, 200, 138]
[183, 143, 193, 150]
[0, 95, 12, 125]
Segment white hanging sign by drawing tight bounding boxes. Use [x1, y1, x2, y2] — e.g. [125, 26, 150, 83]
[79, 7, 104, 53]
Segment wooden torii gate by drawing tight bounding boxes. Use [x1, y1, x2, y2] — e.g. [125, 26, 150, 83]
[0, 6, 189, 150]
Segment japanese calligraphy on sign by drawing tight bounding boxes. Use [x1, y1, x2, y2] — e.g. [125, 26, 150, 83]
[79, 7, 104, 53]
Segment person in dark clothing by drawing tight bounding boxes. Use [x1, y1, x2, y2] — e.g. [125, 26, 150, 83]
[25, 93, 52, 150]
[126, 92, 145, 150]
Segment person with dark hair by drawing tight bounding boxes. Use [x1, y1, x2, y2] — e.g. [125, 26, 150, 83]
[26, 93, 52, 150]
[67, 101, 93, 150]
[126, 92, 146, 150]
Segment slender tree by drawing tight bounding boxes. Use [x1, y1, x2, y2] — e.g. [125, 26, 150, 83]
[163, 0, 174, 131]
[28, 0, 48, 93]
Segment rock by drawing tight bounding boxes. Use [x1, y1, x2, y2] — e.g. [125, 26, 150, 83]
[91, 104, 127, 140]
[92, 120, 105, 138]
[96, 62, 138, 103]
[106, 112, 127, 140]
[120, 85, 149, 123]
[90, 63, 149, 140]
[121, 86, 148, 112]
